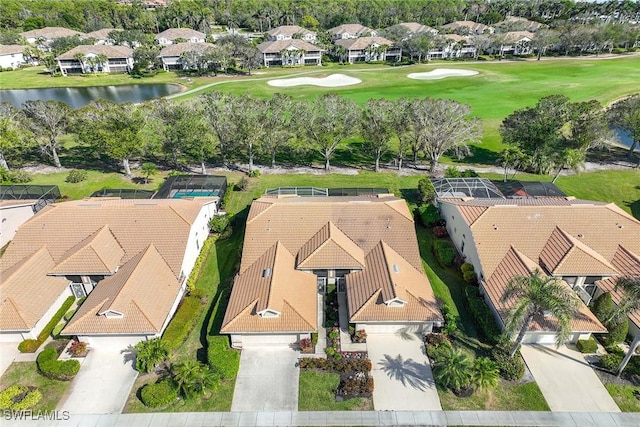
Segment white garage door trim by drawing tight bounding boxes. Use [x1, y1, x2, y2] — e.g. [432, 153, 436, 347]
[359, 323, 430, 335]
[236, 334, 299, 347]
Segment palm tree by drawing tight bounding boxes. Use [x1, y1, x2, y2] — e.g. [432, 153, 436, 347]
[552, 148, 585, 183]
[133, 338, 169, 373]
[472, 357, 499, 391]
[433, 346, 474, 394]
[94, 53, 108, 73]
[607, 276, 640, 376]
[499, 146, 524, 182]
[172, 360, 219, 399]
[73, 53, 86, 73]
[501, 269, 581, 357]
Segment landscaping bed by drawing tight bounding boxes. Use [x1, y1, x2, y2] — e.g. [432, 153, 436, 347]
[0, 362, 72, 412]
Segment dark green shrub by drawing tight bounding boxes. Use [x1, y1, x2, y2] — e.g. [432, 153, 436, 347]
[36, 347, 80, 380]
[65, 169, 87, 183]
[591, 292, 614, 320]
[207, 335, 240, 379]
[417, 178, 435, 205]
[590, 292, 628, 345]
[235, 177, 248, 191]
[77, 297, 87, 306]
[441, 303, 459, 334]
[418, 204, 442, 227]
[601, 320, 629, 346]
[576, 338, 598, 353]
[460, 263, 474, 273]
[161, 296, 201, 350]
[433, 240, 456, 266]
[463, 270, 477, 285]
[463, 286, 502, 344]
[209, 214, 230, 234]
[599, 353, 623, 372]
[311, 333, 318, 345]
[140, 380, 178, 408]
[491, 342, 525, 381]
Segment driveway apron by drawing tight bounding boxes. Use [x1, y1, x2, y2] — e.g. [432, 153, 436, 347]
[58, 347, 138, 414]
[520, 344, 620, 412]
[367, 333, 442, 410]
[231, 347, 300, 411]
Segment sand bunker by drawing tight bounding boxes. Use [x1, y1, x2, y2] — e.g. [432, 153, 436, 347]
[407, 69, 478, 80]
[267, 73, 362, 88]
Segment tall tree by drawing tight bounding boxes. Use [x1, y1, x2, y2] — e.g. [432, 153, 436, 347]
[551, 148, 584, 183]
[200, 92, 238, 166]
[501, 270, 581, 357]
[608, 94, 640, 156]
[607, 276, 640, 376]
[498, 146, 524, 182]
[360, 98, 397, 172]
[261, 94, 295, 168]
[230, 95, 269, 172]
[298, 94, 358, 171]
[22, 100, 71, 168]
[0, 102, 32, 170]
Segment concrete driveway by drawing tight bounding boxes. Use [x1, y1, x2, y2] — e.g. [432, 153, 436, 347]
[58, 347, 138, 414]
[231, 347, 299, 411]
[367, 333, 442, 411]
[520, 344, 620, 412]
[0, 343, 21, 376]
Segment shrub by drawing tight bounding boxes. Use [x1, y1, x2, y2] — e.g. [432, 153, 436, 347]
[417, 178, 435, 205]
[77, 297, 86, 306]
[599, 353, 623, 372]
[432, 225, 448, 238]
[18, 339, 40, 353]
[0, 385, 27, 409]
[11, 389, 42, 410]
[67, 341, 88, 357]
[491, 342, 525, 381]
[299, 338, 313, 352]
[185, 236, 214, 292]
[235, 177, 249, 191]
[433, 240, 456, 267]
[140, 380, 178, 408]
[161, 296, 201, 350]
[576, 338, 598, 353]
[36, 347, 80, 380]
[460, 263, 474, 273]
[248, 169, 261, 178]
[444, 166, 479, 178]
[337, 373, 374, 397]
[51, 323, 65, 338]
[18, 296, 75, 353]
[463, 270, 477, 285]
[64, 309, 76, 321]
[591, 292, 614, 320]
[463, 286, 502, 344]
[418, 204, 442, 228]
[65, 169, 87, 183]
[441, 303, 459, 334]
[311, 333, 318, 345]
[353, 330, 367, 343]
[591, 292, 628, 345]
[207, 335, 240, 379]
[601, 319, 629, 346]
[209, 214, 230, 234]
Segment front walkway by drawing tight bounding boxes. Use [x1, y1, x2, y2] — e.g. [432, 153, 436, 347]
[520, 344, 620, 412]
[367, 333, 442, 410]
[8, 410, 638, 426]
[0, 343, 21, 377]
[58, 347, 138, 414]
[231, 347, 300, 411]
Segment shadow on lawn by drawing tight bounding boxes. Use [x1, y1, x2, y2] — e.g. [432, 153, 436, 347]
[456, 145, 500, 166]
[628, 196, 640, 220]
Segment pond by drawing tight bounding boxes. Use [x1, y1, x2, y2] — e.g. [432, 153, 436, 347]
[0, 84, 182, 109]
[612, 128, 639, 153]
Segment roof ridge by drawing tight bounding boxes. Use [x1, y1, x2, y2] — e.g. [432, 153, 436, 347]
[65, 297, 110, 333]
[130, 299, 157, 331]
[559, 228, 617, 273]
[379, 241, 400, 301]
[351, 289, 382, 320]
[168, 204, 195, 226]
[220, 299, 258, 333]
[1, 246, 51, 282]
[263, 242, 286, 311]
[1, 297, 28, 328]
[383, 199, 414, 222]
[282, 299, 315, 331]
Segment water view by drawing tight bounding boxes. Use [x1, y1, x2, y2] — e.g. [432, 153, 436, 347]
[0, 84, 182, 109]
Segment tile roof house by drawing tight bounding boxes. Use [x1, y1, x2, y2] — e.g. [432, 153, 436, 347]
[328, 24, 377, 40]
[0, 45, 27, 70]
[155, 28, 206, 45]
[84, 28, 121, 45]
[56, 45, 134, 76]
[441, 20, 494, 35]
[334, 37, 401, 63]
[438, 196, 640, 344]
[0, 198, 217, 349]
[256, 39, 322, 67]
[158, 42, 216, 70]
[222, 194, 442, 348]
[390, 22, 438, 36]
[266, 25, 316, 43]
[20, 27, 85, 46]
[496, 17, 545, 33]
[499, 31, 535, 55]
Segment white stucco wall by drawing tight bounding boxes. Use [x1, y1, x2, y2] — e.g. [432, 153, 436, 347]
[0, 204, 35, 247]
[438, 201, 483, 279]
[179, 201, 217, 281]
[0, 52, 25, 69]
[230, 333, 302, 349]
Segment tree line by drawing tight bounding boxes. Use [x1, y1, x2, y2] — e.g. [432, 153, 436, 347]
[0, 94, 481, 176]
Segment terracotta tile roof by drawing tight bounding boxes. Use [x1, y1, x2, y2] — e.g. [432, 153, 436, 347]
[497, 17, 544, 32]
[443, 34, 469, 43]
[441, 21, 491, 33]
[335, 37, 394, 51]
[611, 246, 640, 276]
[0, 198, 208, 334]
[503, 31, 535, 43]
[85, 29, 120, 40]
[539, 227, 618, 276]
[597, 276, 640, 331]
[20, 27, 85, 39]
[328, 24, 373, 36]
[56, 45, 133, 60]
[155, 28, 205, 41]
[0, 45, 26, 56]
[256, 39, 321, 53]
[0, 247, 69, 331]
[484, 247, 606, 333]
[347, 242, 441, 323]
[297, 222, 365, 270]
[396, 22, 437, 34]
[267, 25, 314, 37]
[158, 42, 216, 57]
[63, 244, 181, 335]
[221, 242, 317, 333]
[49, 226, 124, 276]
[457, 205, 489, 226]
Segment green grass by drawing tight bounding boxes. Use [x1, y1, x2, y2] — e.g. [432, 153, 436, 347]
[0, 362, 72, 411]
[605, 383, 640, 412]
[298, 371, 373, 411]
[438, 381, 550, 411]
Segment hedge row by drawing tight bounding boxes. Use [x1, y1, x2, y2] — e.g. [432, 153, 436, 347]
[18, 296, 75, 353]
[207, 335, 240, 380]
[36, 347, 80, 381]
[576, 337, 598, 353]
[186, 236, 216, 292]
[418, 205, 442, 228]
[161, 296, 202, 351]
[463, 286, 502, 344]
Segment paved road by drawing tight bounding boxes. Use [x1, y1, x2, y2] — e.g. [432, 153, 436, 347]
[231, 347, 300, 411]
[58, 347, 138, 414]
[367, 333, 442, 410]
[520, 344, 620, 412]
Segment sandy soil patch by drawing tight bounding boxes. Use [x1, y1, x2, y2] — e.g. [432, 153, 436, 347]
[407, 69, 478, 80]
[267, 73, 362, 87]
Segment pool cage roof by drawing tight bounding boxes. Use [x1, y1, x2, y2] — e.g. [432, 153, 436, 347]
[430, 178, 505, 199]
[493, 181, 567, 198]
[90, 188, 155, 199]
[0, 184, 61, 213]
[154, 174, 227, 199]
[264, 187, 391, 197]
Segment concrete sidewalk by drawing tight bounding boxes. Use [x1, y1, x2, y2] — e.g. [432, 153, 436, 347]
[6, 410, 639, 426]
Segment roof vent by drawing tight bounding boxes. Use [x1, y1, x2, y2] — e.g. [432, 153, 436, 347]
[577, 234, 584, 238]
[263, 268, 271, 278]
[393, 264, 400, 274]
[617, 223, 623, 229]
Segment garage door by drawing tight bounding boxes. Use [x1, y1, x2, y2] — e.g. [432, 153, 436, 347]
[522, 332, 558, 345]
[361, 323, 429, 335]
[237, 334, 299, 348]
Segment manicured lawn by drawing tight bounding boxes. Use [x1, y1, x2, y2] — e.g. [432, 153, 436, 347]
[0, 362, 72, 411]
[298, 371, 373, 411]
[605, 383, 640, 412]
[438, 381, 550, 411]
